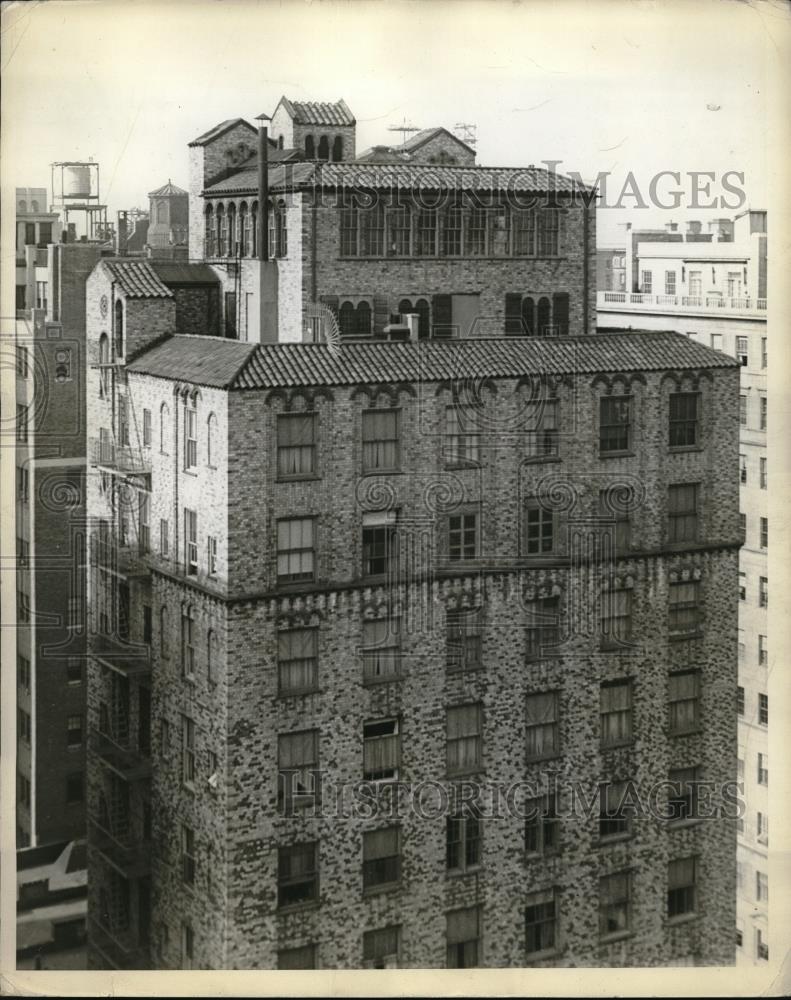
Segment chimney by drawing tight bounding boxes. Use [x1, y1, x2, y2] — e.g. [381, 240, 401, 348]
[665, 221, 678, 233]
[686, 220, 702, 236]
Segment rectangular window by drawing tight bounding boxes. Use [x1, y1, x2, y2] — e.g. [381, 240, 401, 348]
[448, 513, 477, 561]
[668, 670, 700, 735]
[143, 605, 152, 644]
[525, 395, 559, 458]
[181, 715, 195, 785]
[415, 208, 437, 256]
[363, 925, 400, 969]
[599, 871, 631, 937]
[138, 492, 150, 554]
[757, 812, 768, 845]
[668, 766, 700, 822]
[669, 392, 699, 448]
[181, 610, 195, 679]
[16, 466, 29, 501]
[278, 729, 319, 811]
[363, 718, 399, 782]
[362, 617, 401, 682]
[601, 589, 632, 647]
[16, 403, 28, 443]
[641, 271, 652, 294]
[525, 888, 557, 957]
[362, 409, 400, 472]
[181, 824, 195, 884]
[277, 518, 315, 583]
[65, 772, 84, 804]
[600, 679, 633, 747]
[363, 826, 401, 891]
[465, 208, 487, 256]
[599, 396, 631, 454]
[185, 405, 197, 469]
[16, 345, 29, 377]
[598, 490, 632, 553]
[740, 453, 747, 483]
[668, 857, 697, 918]
[739, 571, 746, 600]
[761, 337, 767, 368]
[143, 408, 151, 446]
[760, 457, 767, 489]
[512, 209, 536, 256]
[525, 691, 559, 761]
[665, 271, 676, 295]
[739, 512, 746, 540]
[362, 512, 397, 578]
[446, 906, 480, 968]
[525, 794, 559, 856]
[184, 508, 198, 576]
[17, 588, 30, 624]
[278, 944, 316, 970]
[388, 205, 410, 257]
[359, 207, 385, 257]
[277, 842, 318, 908]
[277, 413, 316, 478]
[36, 281, 48, 311]
[536, 208, 559, 255]
[18, 774, 31, 810]
[668, 483, 699, 542]
[758, 692, 768, 725]
[669, 581, 701, 635]
[446, 608, 482, 672]
[18, 655, 31, 690]
[278, 627, 318, 694]
[757, 929, 769, 961]
[760, 396, 766, 430]
[760, 517, 767, 548]
[711, 332, 722, 351]
[759, 634, 767, 665]
[67, 714, 83, 748]
[736, 336, 748, 365]
[18, 708, 31, 743]
[160, 519, 169, 557]
[525, 595, 560, 659]
[599, 781, 631, 840]
[739, 395, 747, 425]
[207, 536, 217, 576]
[447, 703, 483, 775]
[445, 405, 480, 465]
[756, 871, 768, 902]
[759, 576, 768, 607]
[340, 207, 358, 256]
[446, 811, 482, 872]
[524, 501, 554, 555]
[737, 685, 745, 716]
[441, 205, 462, 257]
[757, 752, 768, 786]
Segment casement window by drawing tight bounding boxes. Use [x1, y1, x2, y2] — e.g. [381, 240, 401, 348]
[278, 627, 318, 694]
[362, 510, 397, 578]
[446, 906, 481, 968]
[525, 794, 559, 856]
[760, 517, 768, 548]
[599, 396, 631, 454]
[757, 811, 768, 845]
[362, 617, 401, 682]
[668, 766, 700, 822]
[181, 824, 195, 884]
[756, 870, 768, 902]
[278, 730, 320, 811]
[160, 519, 169, 557]
[760, 396, 766, 430]
[757, 752, 768, 786]
[277, 413, 316, 478]
[525, 395, 559, 457]
[446, 608, 482, 671]
[667, 483, 699, 543]
[601, 589, 632, 647]
[181, 606, 195, 679]
[525, 595, 560, 659]
[184, 400, 198, 470]
[278, 842, 318, 908]
[18, 655, 31, 690]
[363, 718, 400, 782]
[600, 679, 633, 747]
[18, 774, 31, 810]
[36, 280, 48, 311]
[525, 691, 559, 760]
[66, 714, 83, 748]
[268, 201, 288, 258]
[738, 571, 746, 601]
[757, 929, 769, 961]
[445, 404, 480, 465]
[669, 393, 699, 448]
[512, 210, 536, 256]
[448, 512, 478, 561]
[736, 336, 748, 366]
[16, 403, 28, 443]
[737, 685, 745, 716]
[16, 345, 28, 378]
[524, 500, 555, 555]
[160, 403, 169, 454]
[599, 871, 631, 937]
[362, 825, 401, 891]
[759, 576, 768, 607]
[359, 206, 385, 257]
[536, 208, 559, 256]
[760, 458, 767, 489]
[18, 708, 31, 744]
[739, 453, 747, 483]
[446, 811, 482, 872]
[16, 466, 29, 501]
[142, 408, 151, 447]
[447, 703, 483, 775]
[138, 492, 150, 554]
[388, 205, 411, 256]
[641, 270, 652, 294]
[363, 925, 400, 969]
[669, 581, 701, 635]
[181, 715, 196, 786]
[278, 944, 316, 970]
[668, 670, 700, 735]
[207, 536, 217, 576]
[440, 203, 463, 256]
[739, 395, 747, 425]
[761, 337, 767, 368]
[667, 857, 697, 919]
[599, 781, 631, 840]
[206, 413, 217, 467]
[665, 271, 676, 295]
[415, 208, 437, 256]
[362, 409, 400, 472]
[184, 509, 198, 576]
[277, 518, 315, 583]
[341, 207, 358, 256]
[598, 490, 631, 552]
[758, 692, 768, 725]
[525, 889, 558, 957]
[465, 208, 487, 256]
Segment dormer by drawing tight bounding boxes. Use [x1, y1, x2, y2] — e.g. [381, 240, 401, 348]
[270, 96, 356, 161]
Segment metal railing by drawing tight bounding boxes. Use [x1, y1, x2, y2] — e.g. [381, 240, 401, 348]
[89, 438, 151, 476]
[597, 291, 767, 315]
[91, 724, 151, 781]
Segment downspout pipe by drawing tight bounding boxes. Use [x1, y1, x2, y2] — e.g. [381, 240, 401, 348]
[256, 116, 270, 262]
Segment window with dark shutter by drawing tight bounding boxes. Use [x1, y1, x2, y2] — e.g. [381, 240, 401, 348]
[432, 294, 453, 338]
[505, 293, 523, 335]
[552, 293, 569, 335]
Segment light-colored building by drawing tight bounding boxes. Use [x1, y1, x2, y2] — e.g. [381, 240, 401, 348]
[597, 209, 768, 966]
[15, 188, 60, 313]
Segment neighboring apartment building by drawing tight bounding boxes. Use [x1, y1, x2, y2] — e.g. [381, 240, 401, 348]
[15, 188, 60, 313]
[597, 209, 768, 965]
[83, 97, 740, 970]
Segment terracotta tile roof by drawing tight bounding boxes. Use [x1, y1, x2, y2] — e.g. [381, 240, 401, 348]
[148, 180, 188, 197]
[400, 126, 476, 155]
[149, 262, 219, 285]
[126, 330, 738, 391]
[273, 96, 355, 126]
[188, 118, 256, 147]
[204, 161, 587, 196]
[102, 260, 173, 299]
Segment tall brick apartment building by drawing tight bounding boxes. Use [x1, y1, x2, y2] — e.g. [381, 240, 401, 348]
[84, 98, 740, 969]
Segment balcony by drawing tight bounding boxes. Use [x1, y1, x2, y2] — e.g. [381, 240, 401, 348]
[90, 817, 151, 878]
[89, 438, 151, 479]
[91, 725, 151, 781]
[91, 529, 152, 580]
[90, 632, 150, 677]
[597, 290, 767, 317]
[88, 916, 150, 970]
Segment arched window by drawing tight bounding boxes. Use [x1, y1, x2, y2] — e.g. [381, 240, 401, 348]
[239, 202, 249, 257]
[205, 204, 214, 257]
[339, 301, 356, 339]
[30, 200, 39, 213]
[216, 204, 226, 256]
[114, 300, 124, 357]
[207, 412, 217, 467]
[156, 201, 167, 224]
[251, 201, 258, 256]
[269, 200, 288, 258]
[160, 402, 170, 454]
[537, 297, 551, 336]
[160, 606, 169, 657]
[207, 628, 216, 683]
[332, 135, 343, 162]
[521, 297, 535, 336]
[305, 134, 315, 159]
[356, 301, 372, 338]
[415, 298, 430, 340]
[318, 135, 329, 161]
[18, 200, 27, 213]
[98, 333, 109, 398]
[227, 203, 236, 256]
[181, 604, 195, 679]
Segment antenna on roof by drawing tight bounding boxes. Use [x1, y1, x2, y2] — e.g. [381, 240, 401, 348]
[453, 123, 477, 148]
[387, 117, 419, 145]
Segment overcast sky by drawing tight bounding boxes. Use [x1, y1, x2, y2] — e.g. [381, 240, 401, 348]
[2, 0, 784, 245]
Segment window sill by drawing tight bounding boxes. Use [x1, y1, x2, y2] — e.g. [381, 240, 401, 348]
[667, 818, 703, 830]
[183, 468, 198, 477]
[599, 930, 634, 945]
[669, 727, 701, 738]
[525, 947, 561, 962]
[446, 663, 485, 675]
[600, 739, 635, 751]
[669, 630, 703, 642]
[275, 474, 321, 484]
[522, 455, 561, 465]
[446, 767, 485, 780]
[276, 578, 318, 591]
[362, 674, 404, 687]
[599, 450, 635, 459]
[525, 848, 560, 862]
[362, 882, 402, 899]
[595, 832, 634, 847]
[668, 446, 703, 454]
[277, 900, 320, 915]
[361, 468, 403, 477]
[525, 753, 561, 765]
[445, 461, 481, 472]
[667, 913, 698, 927]
[277, 687, 320, 699]
[182, 782, 196, 795]
[446, 865, 482, 879]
